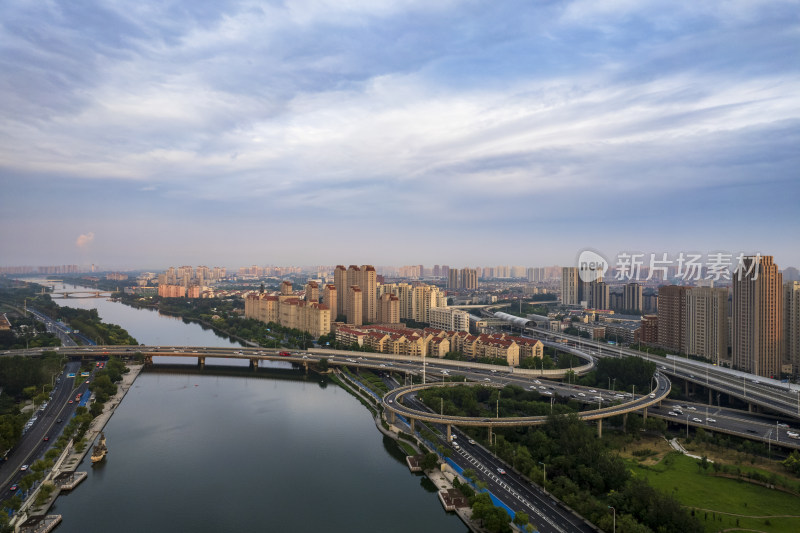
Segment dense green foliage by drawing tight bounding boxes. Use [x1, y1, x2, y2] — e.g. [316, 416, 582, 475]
[420, 383, 701, 533]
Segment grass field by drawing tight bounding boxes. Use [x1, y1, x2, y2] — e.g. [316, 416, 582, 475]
[630, 452, 800, 533]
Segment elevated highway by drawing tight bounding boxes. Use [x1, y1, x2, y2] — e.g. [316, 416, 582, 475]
[382, 372, 671, 439]
[527, 328, 800, 420]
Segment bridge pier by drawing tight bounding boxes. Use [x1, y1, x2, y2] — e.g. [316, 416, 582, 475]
[250, 358, 258, 371]
[446, 424, 452, 443]
[410, 418, 415, 434]
[144, 355, 153, 366]
[708, 389, 713, 405]
[623, 413, 628, 432]
[643, 407, 648, 420]
[388, 410, 396, 424]
[597, 419, 603, 439]
[487, 426, 492, 443]
[198, 356, 205, 369]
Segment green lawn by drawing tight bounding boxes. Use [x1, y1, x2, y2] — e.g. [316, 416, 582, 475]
[630, 453, 800, 533]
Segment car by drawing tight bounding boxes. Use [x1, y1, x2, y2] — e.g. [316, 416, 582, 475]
[43, 436, 49, 441]
[649, 393, 656, 398]
[777, 423, 790, 429]
[468, 439, 476, 445]
[578, 392, 586, 397]
[497, 467, 506, 475]
[668, 411, 678, 416]
[589, 389, 597, 393]
[490, 369, 497, 373]
[533, 380, 541, 384]
[302, 355, 308, 359]
[747, 429, 759, 434]
[20, 464, 28, 471]
[452, 443, 460, 450]
[484, 378, 491, 382]
[85, 380, 90, 384]
[689, 374, 695, 378]
[56, 418, 62, 423]
[692, 418, 702, 423]
[687, 406, 696, 411]
[787, 431, 799, 438]
[660, 366, 666, 370]
[69, 400, 73, 404]
[379, 364, 386, 367]
[543, 391, 553, 396]
[706, 418, 716, 423]
[388, 400, 393, 404]
[9, 484, 18, 491]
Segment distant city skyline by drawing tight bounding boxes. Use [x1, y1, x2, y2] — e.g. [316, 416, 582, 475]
[1, 1, 798, 269]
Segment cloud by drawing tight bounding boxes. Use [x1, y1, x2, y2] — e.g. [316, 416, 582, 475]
[76, 232, 95, 248]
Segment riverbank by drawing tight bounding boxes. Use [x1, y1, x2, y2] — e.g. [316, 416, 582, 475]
[13, 364, 143, 529]
[333, 369, 480, 532]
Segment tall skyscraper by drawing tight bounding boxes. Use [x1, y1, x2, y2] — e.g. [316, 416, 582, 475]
[784, 281, 800, 375]
[732, 256, 783, 377]
[687, 287, 729, 364]
[323, 284, 337, 321]
[561, 267, 579, 306]
[358, 265, 377, 323]
[589, 279, 609, 310]
[657, 285, 689, 353]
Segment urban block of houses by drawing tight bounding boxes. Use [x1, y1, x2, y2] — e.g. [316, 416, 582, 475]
[333, 324, 543, 367]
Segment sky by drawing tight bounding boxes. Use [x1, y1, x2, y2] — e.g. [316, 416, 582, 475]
[1, 0, 799, 271]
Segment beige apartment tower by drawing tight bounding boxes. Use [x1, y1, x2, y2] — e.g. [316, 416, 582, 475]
[323, 284, 337, 321]
[732, 256, 783, 378]
[624, 283, 643, 313]
[784, 281, 800, 375]
[334, 265, 347, 319]
[687, 287, 729, 364]
[561, 267, 579, 306]
[347, 286, 363, 326]
[657, 285, 689, 353]
[460, 268, 478, 290]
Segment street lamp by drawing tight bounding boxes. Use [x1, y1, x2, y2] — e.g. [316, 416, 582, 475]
[686, 414, 690, 439]
[539, 461, 547, 493]
[608, 506, 616, 533]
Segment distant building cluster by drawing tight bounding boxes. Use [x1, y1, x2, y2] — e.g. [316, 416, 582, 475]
[0, 264, 85, 275]
[156, 265, 226, 298]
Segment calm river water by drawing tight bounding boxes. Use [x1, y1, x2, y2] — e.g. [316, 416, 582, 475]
[36, 282, 465, 532]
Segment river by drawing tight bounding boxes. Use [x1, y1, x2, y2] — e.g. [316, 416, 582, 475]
[33, 281, 465, 532]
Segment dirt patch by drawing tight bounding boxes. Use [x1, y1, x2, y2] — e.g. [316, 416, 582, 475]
[616, 435, 674, 466]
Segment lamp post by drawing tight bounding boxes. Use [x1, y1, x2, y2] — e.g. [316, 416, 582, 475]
[609, 506, 616, 533]
[686, 414, 690, 439]
[539, 461, 547, 493]
[492, 433, 498, 456]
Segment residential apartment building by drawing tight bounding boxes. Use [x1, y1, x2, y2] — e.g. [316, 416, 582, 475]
[429, 307, 470, 332]
[561, 267, 579, 306]
[657, 285, 689, 353]
[686, 287, 729, 364]
[732, 255, 783, 378]
[244, 293, 331, 338]
[786, 281, 800, 375]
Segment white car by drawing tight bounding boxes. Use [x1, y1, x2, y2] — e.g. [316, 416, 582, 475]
[543, 391, 553, 396]
[668, 411, 678, 416]
[490, 369, 497, 373]
[787, 431, 799, 438]
[706, 418, 716, 423]
[687, 406, 697, 411]
[777, 423, 790, 429]
[693, 418, 702, 423]
[589, 389, 597, 393]
[533, 380, 541, 384]
[484, 378, 491, 382]
[578, 392, 586, 397]
[649, 393, 656, 398]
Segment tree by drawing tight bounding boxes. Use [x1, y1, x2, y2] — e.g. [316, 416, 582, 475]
[420, 452, 439, 471]
[513, 512, 529, 526]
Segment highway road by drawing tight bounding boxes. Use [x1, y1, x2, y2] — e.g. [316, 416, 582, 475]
[0, 361, 88, 501]
[528, 328, 800, 420]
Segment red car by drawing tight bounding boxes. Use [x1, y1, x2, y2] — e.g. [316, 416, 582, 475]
[279, 351, 291, 357]
[43, 436, 49, 441]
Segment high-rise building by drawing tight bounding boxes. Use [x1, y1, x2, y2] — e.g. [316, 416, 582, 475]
[280, 280, 293, 295]
[687, 287, 729, 364]
[358, 265, 377, 323]
[561, 267, 579, 306]
[334, 265, 347, 318]
[657, 285, 690, 353]
[785, 281, 800, 375]
[624, 283, 643, 313]
[460, 268, 478, 290]
[732, 256, 783, 377]
[304, 281, 319, 303]
[429, 307, 470, 332]
[412, 285, 444, 323]
[323, 285, 337, 320]
[378, 293, 400, 324]
[589, 280, 609, 310]
[448, 269, 460, 289]
[347, 286, 363, 326]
